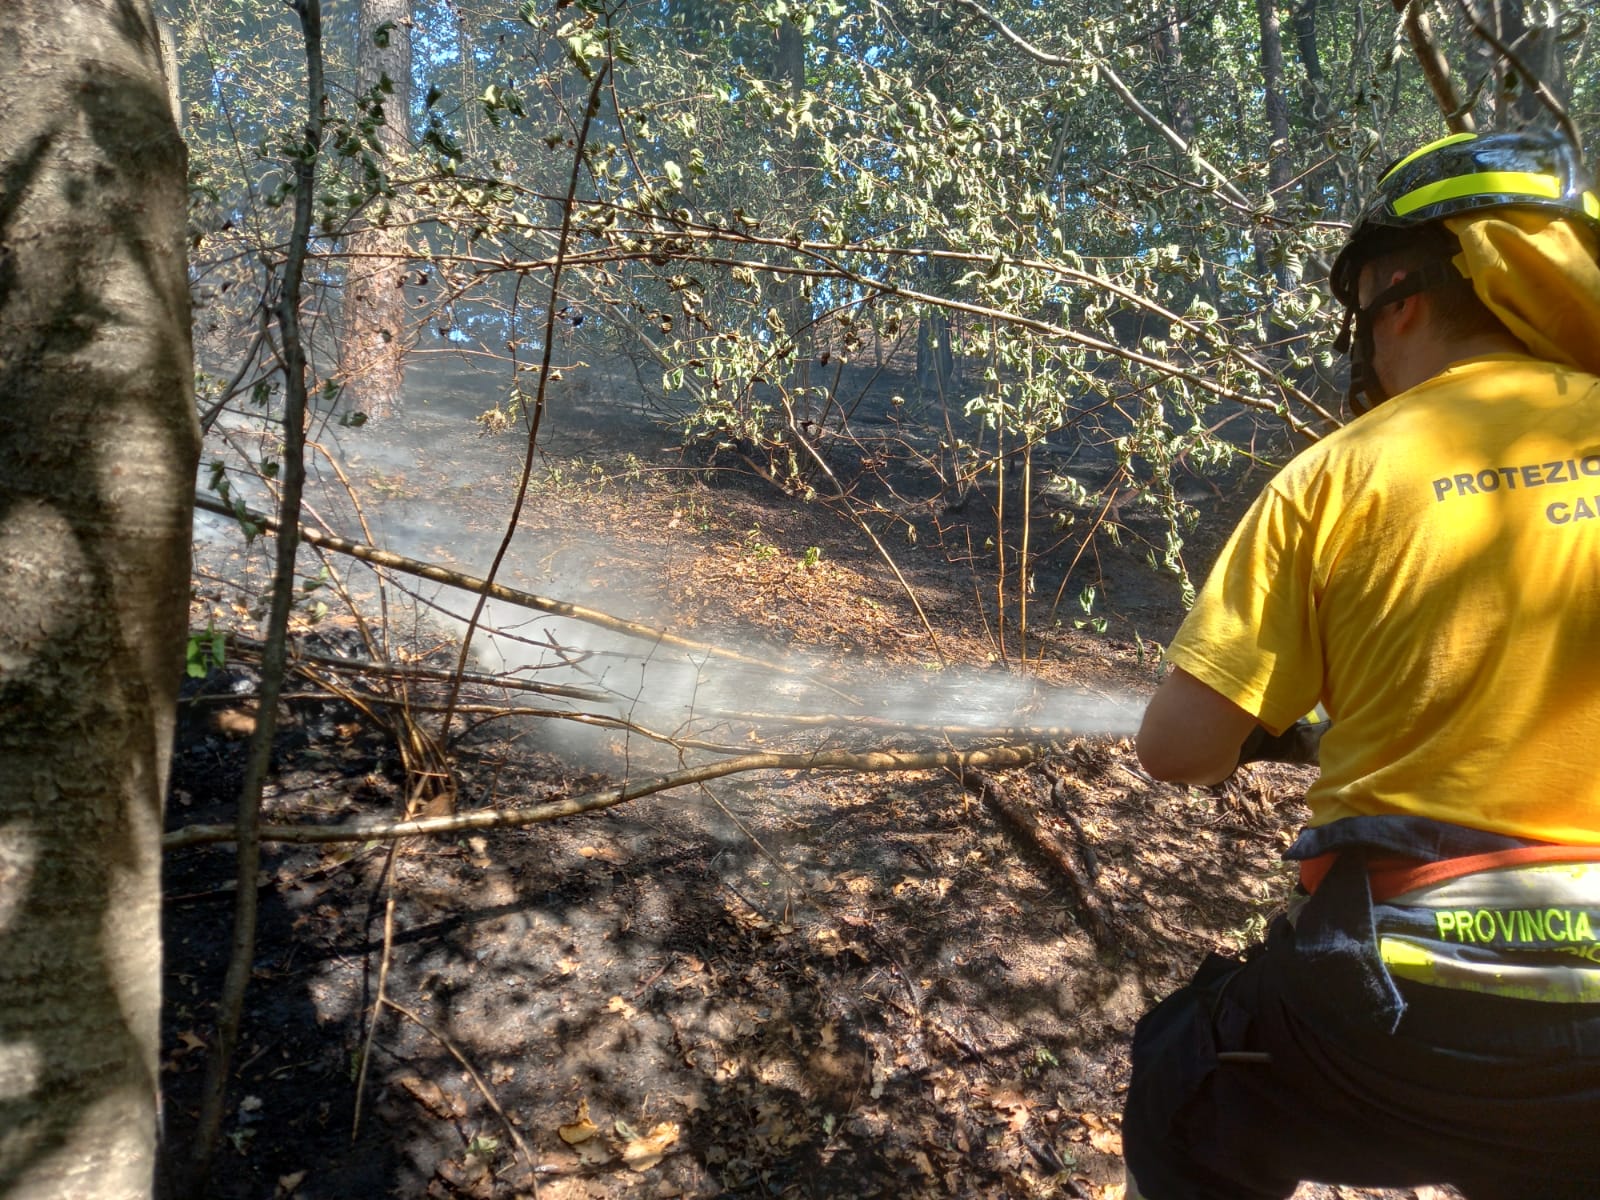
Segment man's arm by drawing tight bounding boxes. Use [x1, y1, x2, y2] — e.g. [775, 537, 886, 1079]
[1137, 666, 1260, 786]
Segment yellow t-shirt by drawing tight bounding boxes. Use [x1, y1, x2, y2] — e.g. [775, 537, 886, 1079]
[1167, 354, 1600, 843]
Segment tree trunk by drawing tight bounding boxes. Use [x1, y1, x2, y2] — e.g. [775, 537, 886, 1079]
[0, 2, 197, 1197]
[335, 0, 413, 422]
[1152, 5, 1193, 143]
[1256, 0, 1293, 291]
[772, 17, 813, 392]
[1479, 0, 1567, 129]
[916, 309, 956, 401]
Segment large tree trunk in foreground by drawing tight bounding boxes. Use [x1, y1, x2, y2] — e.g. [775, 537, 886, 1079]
[0, 2, 197, 1196]
[335, 0, 414, 422]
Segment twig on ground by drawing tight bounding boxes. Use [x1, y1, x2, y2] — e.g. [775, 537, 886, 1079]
[1044, 765, 1100, 881]
[194, 491, 831, 682]
[164, 743, 1046, 849]
[960, 767, 1116, 947]
[381, 998, 538, 1175]
[351, 872, 399, 1142]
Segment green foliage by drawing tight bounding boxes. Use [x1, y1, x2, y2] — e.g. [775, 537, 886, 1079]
[173, 0, 1598, 645]
[185, 625, 227, 679]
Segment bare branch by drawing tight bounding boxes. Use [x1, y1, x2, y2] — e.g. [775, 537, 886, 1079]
[163, 744, 1047, 849]
[1394, 0, 1476, 132]
[193, 493, 825, 682]
[439, 61, 614, 744]
[950, 0, 1254, 210]
[190, 0, 325, 1187]
[1449, 0, 1581, 153]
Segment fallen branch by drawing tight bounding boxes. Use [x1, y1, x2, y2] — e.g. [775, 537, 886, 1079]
[382, 997, 536, 1167]
[962, 767, 1115, 948]
[163, 743, 1045, 850]
[226, 631, 609, 704]
[194, 492, 830, 683]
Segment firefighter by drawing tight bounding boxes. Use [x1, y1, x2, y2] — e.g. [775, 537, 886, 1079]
[1122, 129, 1600, 1199]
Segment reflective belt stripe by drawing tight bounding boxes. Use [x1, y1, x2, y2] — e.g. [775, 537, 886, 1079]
[1299, 844, 1600, 902]
[1391, 170, 1564, 216]
[1371, 846, 1600, 902]
[1379, 934, 1600, 1003]
[1378, 936, 1435, 970]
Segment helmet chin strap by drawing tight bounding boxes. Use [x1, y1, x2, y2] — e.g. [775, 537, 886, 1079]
[1334, 307, 1386, 414]
[1333, 261, 1465, 415]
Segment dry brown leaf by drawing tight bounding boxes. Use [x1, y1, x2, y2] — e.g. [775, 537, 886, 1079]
[619, 1121, 680, 1172]
[578, 845, 626, 864]
[573, 1137, 612, 1166]
[394, 1074, 464, 1120]
[1088, 1126, 1126, 1158]
[607, 995, 638, 1020]
[1078, 1110, 1123, 1156]
[677, 1089, 707, 1113]
[275, 1171, 306, 1197]
[559, 1098, 600, 1145]
[987, 1086, 1033, 1131]
[812, 928, 851, 957]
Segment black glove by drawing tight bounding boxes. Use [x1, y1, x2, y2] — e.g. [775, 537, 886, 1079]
[1236, 718, 1326, 767]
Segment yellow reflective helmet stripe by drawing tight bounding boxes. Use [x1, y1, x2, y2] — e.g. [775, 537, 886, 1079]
[1392, 170, 1564, 217]
[1586, 191, 1600, 220]
[1380, 131, 1479, 184]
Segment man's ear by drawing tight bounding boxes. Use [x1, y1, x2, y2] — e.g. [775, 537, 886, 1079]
[1389, 288, 1428, 335]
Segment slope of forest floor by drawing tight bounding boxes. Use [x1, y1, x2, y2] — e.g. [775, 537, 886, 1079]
[162, 363, 1461, 1200]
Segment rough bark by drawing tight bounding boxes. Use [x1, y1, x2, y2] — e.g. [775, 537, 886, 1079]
[1396, 0, 1475, 131]
[772, 17, 814, 392]
[1256, 0, 1293, 289]
[1151, 5, 1194, 143]
[1291, 0, 1324, 118]
[0, 1, 197, 1196]
[1466, 0, 1570, 133]
[335, 0, 413, 422]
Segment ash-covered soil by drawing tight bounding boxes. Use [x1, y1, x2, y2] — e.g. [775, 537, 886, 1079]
[163, 356, 1457, 1200]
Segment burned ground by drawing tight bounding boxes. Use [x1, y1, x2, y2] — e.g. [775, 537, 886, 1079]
[163, 359, 1457, 1200]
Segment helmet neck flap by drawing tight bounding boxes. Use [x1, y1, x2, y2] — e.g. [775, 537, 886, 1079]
[1331, 129, 1600, 414]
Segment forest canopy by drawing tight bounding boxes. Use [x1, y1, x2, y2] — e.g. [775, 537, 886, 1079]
[175, 0, 1596, 614]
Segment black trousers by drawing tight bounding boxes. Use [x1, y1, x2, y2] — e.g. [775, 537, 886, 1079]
[1121, 918, 1600, 1200]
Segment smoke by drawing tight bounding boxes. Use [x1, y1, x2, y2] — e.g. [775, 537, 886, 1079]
[194, 358, 1150, 768]
[398, 575, 1146, 770]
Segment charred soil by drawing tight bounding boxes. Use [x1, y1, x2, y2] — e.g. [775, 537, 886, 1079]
[164, 364, 1456, 1200]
